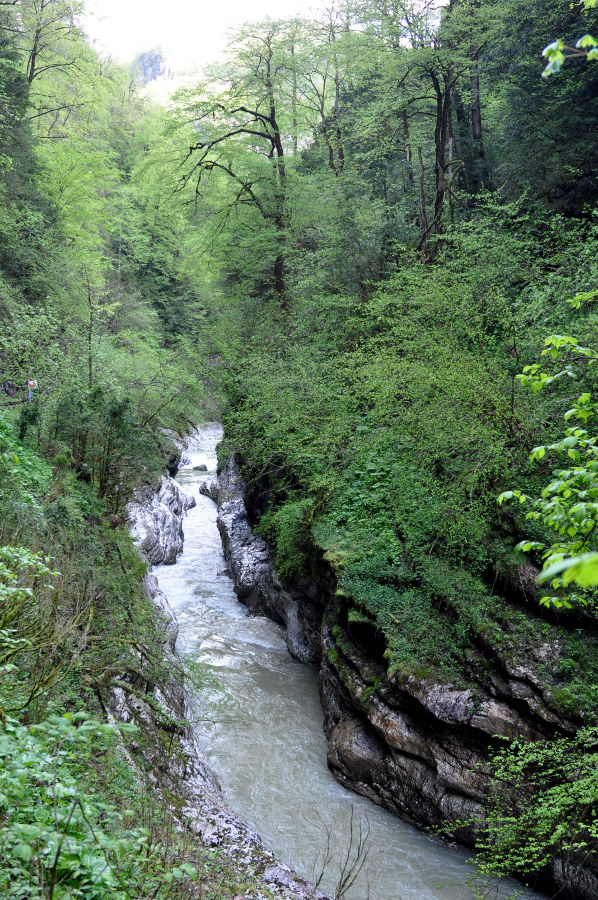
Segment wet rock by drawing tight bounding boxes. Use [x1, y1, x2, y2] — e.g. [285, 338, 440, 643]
[200, 477, 218, 500]
[328, 715, 386, 783]
[126, 476, 195, 566]
[216, 457, 317, 665]
[194, 463, 208, 471]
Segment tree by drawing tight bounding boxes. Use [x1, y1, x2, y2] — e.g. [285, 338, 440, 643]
[498, 3, 598, 602]
[176, 21, 299, 305]
[499, 292, 598, 607]
[473, 727, 598, 886]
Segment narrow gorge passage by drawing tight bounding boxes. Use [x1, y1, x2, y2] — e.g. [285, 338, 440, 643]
[155, 426, 540, 900]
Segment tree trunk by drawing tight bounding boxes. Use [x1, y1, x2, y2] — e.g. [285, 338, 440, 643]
[87, 276, 94, 389]
[27, 26, 41, 83]
[290, 43, 298, 155]
[418, 147, 430, 262]
[470, 47, 485, 189]
[402, 108, 414, 184]
[432, 72, 452, 243]
[274, 215, 287, 308]
[448, 135, 455, 225]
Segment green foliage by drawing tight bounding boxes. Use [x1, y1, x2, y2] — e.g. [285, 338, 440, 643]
[258, 497, 315, 580]
[49, 388, 162, 501]
[0, 714, 146, 900]
[474, 728, 598, 880]
[220, 213, 598, 692]
[0, 427, 236, 898]
[542, 15, 598, 77]
[0, 545, 63, 718]
[499, 291, 598, 607]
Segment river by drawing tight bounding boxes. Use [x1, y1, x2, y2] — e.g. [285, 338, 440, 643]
[155, 424, 542, 900]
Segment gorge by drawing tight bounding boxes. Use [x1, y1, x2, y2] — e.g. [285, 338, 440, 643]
[2, 0, 598, 896]
[133, 425, 542, 900]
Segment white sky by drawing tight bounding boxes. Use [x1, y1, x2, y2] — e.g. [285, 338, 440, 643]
[84, 0, 325, 71]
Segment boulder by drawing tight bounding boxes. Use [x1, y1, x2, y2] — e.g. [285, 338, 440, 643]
[126, 476, 195, 566]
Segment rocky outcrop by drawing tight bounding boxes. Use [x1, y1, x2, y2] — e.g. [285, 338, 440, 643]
[216, 457, 323, 665]
[215, 455, 598, 900]
[320, 603, 598, 898]
[126, 475, 196, 566]
[199, 476, 218, 501]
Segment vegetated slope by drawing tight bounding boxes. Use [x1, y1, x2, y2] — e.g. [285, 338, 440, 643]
[222, 211, 598, 720]
[216, 211, 598, 896]
[181, 0, 598, 889]
[0, 4, 239, 896]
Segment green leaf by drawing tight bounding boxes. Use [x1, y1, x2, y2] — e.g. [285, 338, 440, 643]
[12, 844, 34, 862]
[542, 40, 565, 57]
[538, 552, 598, 587]
[498, 491, 513, 505]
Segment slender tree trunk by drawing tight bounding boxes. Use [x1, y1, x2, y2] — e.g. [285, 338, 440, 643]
[402, 108, 414, 184]
[264, 42, 287, 304]
[431, 72, 453, 246]
[470, 58, 482, 146]
[27, 26, 41, 83]
[332, 47, 344, 176]
[448, 135, 455, 225]
[290, 44, 298, 155]
[470, 46, 485, 190]
[432, 82, 446, 239]
[87, 276, 94, 389]
[117, 223, 122, 292]
[418, 147, 430, 262]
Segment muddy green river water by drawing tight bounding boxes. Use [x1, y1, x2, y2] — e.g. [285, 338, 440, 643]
[155, 425, 542, 900]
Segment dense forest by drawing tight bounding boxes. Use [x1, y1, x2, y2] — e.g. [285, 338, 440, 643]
[2, 0, 598, 896]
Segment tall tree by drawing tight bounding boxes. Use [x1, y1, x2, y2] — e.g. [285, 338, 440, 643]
[176, 21, 301, 304]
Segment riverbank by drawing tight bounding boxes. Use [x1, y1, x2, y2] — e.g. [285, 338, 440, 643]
[124, 424, 327, 900]
[214, 451, 595, 900]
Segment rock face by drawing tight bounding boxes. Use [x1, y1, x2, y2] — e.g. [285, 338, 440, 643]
[126, 475, 196, 565]
[216, 457, 324, 665]
[320, 600, 598, 897]
[216, 455, 598, 900]
[199, 476, 218, 501]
